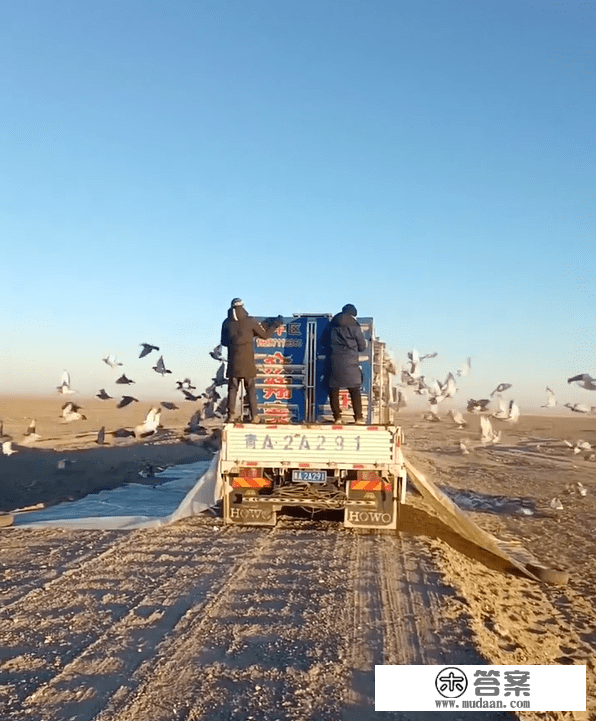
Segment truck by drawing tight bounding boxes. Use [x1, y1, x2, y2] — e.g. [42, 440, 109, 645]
[219, 313, 407, 530]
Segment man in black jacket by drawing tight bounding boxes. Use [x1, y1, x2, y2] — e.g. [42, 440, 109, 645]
[322, 304, 367, 424]
[221, 298, 283, 423]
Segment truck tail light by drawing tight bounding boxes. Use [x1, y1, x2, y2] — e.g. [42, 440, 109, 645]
[231, 467, 271, 489]
[350, 471, 391, 492]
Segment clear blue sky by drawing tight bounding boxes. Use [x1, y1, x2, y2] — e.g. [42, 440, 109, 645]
[2, 0, 594, 410]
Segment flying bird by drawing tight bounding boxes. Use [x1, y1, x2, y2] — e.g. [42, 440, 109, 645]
[186, 409, 203, 433]
[457, 358, 471, 377]
[490, 383, 512, 397]
[139, 343, 159, 358]
[181, 389, 201, 402]
[210, 344, 224, 361]
[567, 373, 596, 391]
[117, 396, 139, 409]
[57, 370, 75, 395]
[103, 355, 122, 368]
[96, 389, 113, 400]
[153, 355, 172, 376]
[135, 407, 161, 437]
[541, 387, 557, 408]
[116, 374, 135, 385]
[467, 398, 490, 414]
[176, 378, 196, 390]
[213, 362, 226, 386]
[160, 401, 179, 410]
[61, 402, 87, 422]
[564, 403, 591, 414]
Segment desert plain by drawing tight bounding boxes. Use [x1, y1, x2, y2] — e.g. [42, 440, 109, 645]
[0, 394, 595, 720]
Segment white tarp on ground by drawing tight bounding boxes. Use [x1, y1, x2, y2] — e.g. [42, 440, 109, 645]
[14, 454, 223, 530]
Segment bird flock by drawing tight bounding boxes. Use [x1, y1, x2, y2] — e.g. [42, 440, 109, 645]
[1, 343, 229, 454]
[390, 348, 596, 451]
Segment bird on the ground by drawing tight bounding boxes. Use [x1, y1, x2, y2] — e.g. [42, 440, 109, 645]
[139, 343, 159, 358]
[0, 422, 12, 443]
[210, 344, 224, 361]
[160, 401, 179, 410]
[480, 416, 501, 445]
[448, 410, 467, 428]
[96, 426, 106, 445]
[103, 355, 122, 368]
[117, 396, 139, 409]
[564, 403, 591, 413]
[542, 387, 557, 408]
[57, 370, 75, 395]
[153, 355, 172, 376]
[2, 441, 17, 456]
[457, 358, 471, 377]
[61, 402, 87, 422]
[490, 383, 512, 397]
[459, 440, 470, 454]
[20, 419, 41, 445]
[176, 378, 196, 390]
[505, 400, 520, 423]
[213, 362, 226, 386]
[467, 398, 490, 413]
[567, 373, 596, 391]
[549, 497, 564, 511]
[96, 389, 112, 400]
[116, 374, 135, 385]
[492, 396, 509, 419]
[112, 427, 135, 438]
[564, 439, 591, 454]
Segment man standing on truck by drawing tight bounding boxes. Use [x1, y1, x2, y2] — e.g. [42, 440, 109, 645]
[322, 303, 367, 424]
[221, 299, 283, 423]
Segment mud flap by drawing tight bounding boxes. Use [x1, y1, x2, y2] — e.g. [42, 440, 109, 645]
[223, 494, 277, 526]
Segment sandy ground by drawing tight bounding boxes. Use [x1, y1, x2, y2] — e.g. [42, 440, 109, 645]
[0, 397, 595, 720]
[0, 395, 220, 512]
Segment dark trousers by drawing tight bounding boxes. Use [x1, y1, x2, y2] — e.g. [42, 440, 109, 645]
[228, 377, 258, 419]
[329, 387, 362, 421]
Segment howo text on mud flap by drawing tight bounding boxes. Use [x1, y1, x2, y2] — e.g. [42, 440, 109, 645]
[219, 313, 407, 530]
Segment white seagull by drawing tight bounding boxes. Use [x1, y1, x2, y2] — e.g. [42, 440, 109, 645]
[103, 355, 122, 368]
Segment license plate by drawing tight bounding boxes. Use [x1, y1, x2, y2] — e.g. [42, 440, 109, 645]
[292, 470, 327, 484]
